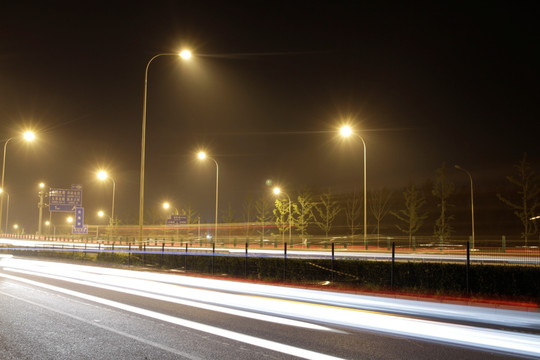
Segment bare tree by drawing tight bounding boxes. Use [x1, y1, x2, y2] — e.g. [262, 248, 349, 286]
[273, 199, 290, 244]
[293, 191, 316, 240]
[181, 203, 199, 225]
[344, 189, 362, 240]
[315, 192, 342, 240]
[497, 153, 540, 245]
[392, 183, 428, 247]
[242, 195, 255, 237]
[369, 187, 392, 247]
[221, 202, 237, 239]
[433, 162, 455, 240]
[255, 195, 272, 239]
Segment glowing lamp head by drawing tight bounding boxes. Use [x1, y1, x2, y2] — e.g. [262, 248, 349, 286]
[0, 188, 3, 194]
[273, 187, 281, 195]
[163, 202, 170, 210]
[98, 210, 105, 217]
[67, 217, 73, 224]
[39, 182, 45, 189]
[23, 131, 36, 142]
[45, 221, 50, 226]
[340, 125, 352, 138]
[179, 50, 192, 60]
[97, 170, 108, 181]
[13, 224, 18, 229]
[197, 152, 207, 160]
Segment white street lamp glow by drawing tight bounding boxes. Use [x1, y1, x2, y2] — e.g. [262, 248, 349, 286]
[23, 131, 36, 142]
[197, 151, 207, 160]
[163, 202, 170, 210]
[340, 125, 352, 138]
[39, 182, 45, 189]
[273, 187, 281, 195]
[97, 170, 108, 181]
[67, 217, 73, 224]
[179, 50, 192, 59]
[98, 210, 105, 218]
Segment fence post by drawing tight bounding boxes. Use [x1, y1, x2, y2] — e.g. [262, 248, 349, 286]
[391, 242, 395, 289]
[466, 241, 470, 294]
[331, 242, 335, 283]
[161, 242, 165, 266]
[283, 242, 287, 282]
[185, 242, 188, 270]
[502, 235, 506, 253]
[245, 242, 248, 278]
[412, 236, 416, 252]
[212, 242, 215, 275]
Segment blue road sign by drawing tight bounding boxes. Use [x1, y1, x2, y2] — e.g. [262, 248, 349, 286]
[49, 187, 82, 212]
[167, 215, 188, 225]
[75, 207, 84, 228]
[72, 225, 88, 234]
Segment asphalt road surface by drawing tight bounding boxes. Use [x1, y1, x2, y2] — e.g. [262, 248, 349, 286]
[1, 255, 539, 359]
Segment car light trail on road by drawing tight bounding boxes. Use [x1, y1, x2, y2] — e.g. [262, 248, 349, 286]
[1, 257, 540, 358]
[0, 272, 345, 360]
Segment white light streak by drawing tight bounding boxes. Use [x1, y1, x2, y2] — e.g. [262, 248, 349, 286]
[2, 258, 540, 358]
[0, 272, 344, 360]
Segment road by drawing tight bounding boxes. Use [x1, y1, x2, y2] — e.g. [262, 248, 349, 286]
[1, 255, 539, 359]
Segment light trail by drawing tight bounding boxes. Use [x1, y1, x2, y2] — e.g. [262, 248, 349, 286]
[0, 272, 345, 360]
[1, 258, 540, 358]
[2, 257, 539, 330]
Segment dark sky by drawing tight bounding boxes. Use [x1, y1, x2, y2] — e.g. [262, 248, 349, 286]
[1, 2, 538, 232]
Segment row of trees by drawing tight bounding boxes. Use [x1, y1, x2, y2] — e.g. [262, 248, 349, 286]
[140, 154, 538, 244]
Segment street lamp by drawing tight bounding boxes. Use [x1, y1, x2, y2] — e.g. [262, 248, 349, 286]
[163, 201, 179, 215]
[37, 182, 47, 236]
[97, 170, 116, 225]
[139, 50, 192, 243]
[197, 151, 219, 243]
[1, 130, 36, 233]
[455, 165, 475, 249]
[0, 188, 9, 232]
[273, 187, 292, 246]
[340, 125, 367, 249]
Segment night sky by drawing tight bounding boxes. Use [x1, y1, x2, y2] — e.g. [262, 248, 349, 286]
[1, 2, 538, 233]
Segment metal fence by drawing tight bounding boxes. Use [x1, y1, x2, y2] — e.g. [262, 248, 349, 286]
[2, 233, 539, 267]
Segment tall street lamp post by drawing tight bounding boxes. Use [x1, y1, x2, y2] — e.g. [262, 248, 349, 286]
[138, 50, 192, 243]
[98, 170, 116, 225]
[0, 188, 8, 232]
[1, 130, 36, 233]
[340, 125, 367, 249]
[455, 165, 475, 249]
[273, 187, 292, 246]
[197, 152, 219, 243]
[37, 182, 47, 236]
